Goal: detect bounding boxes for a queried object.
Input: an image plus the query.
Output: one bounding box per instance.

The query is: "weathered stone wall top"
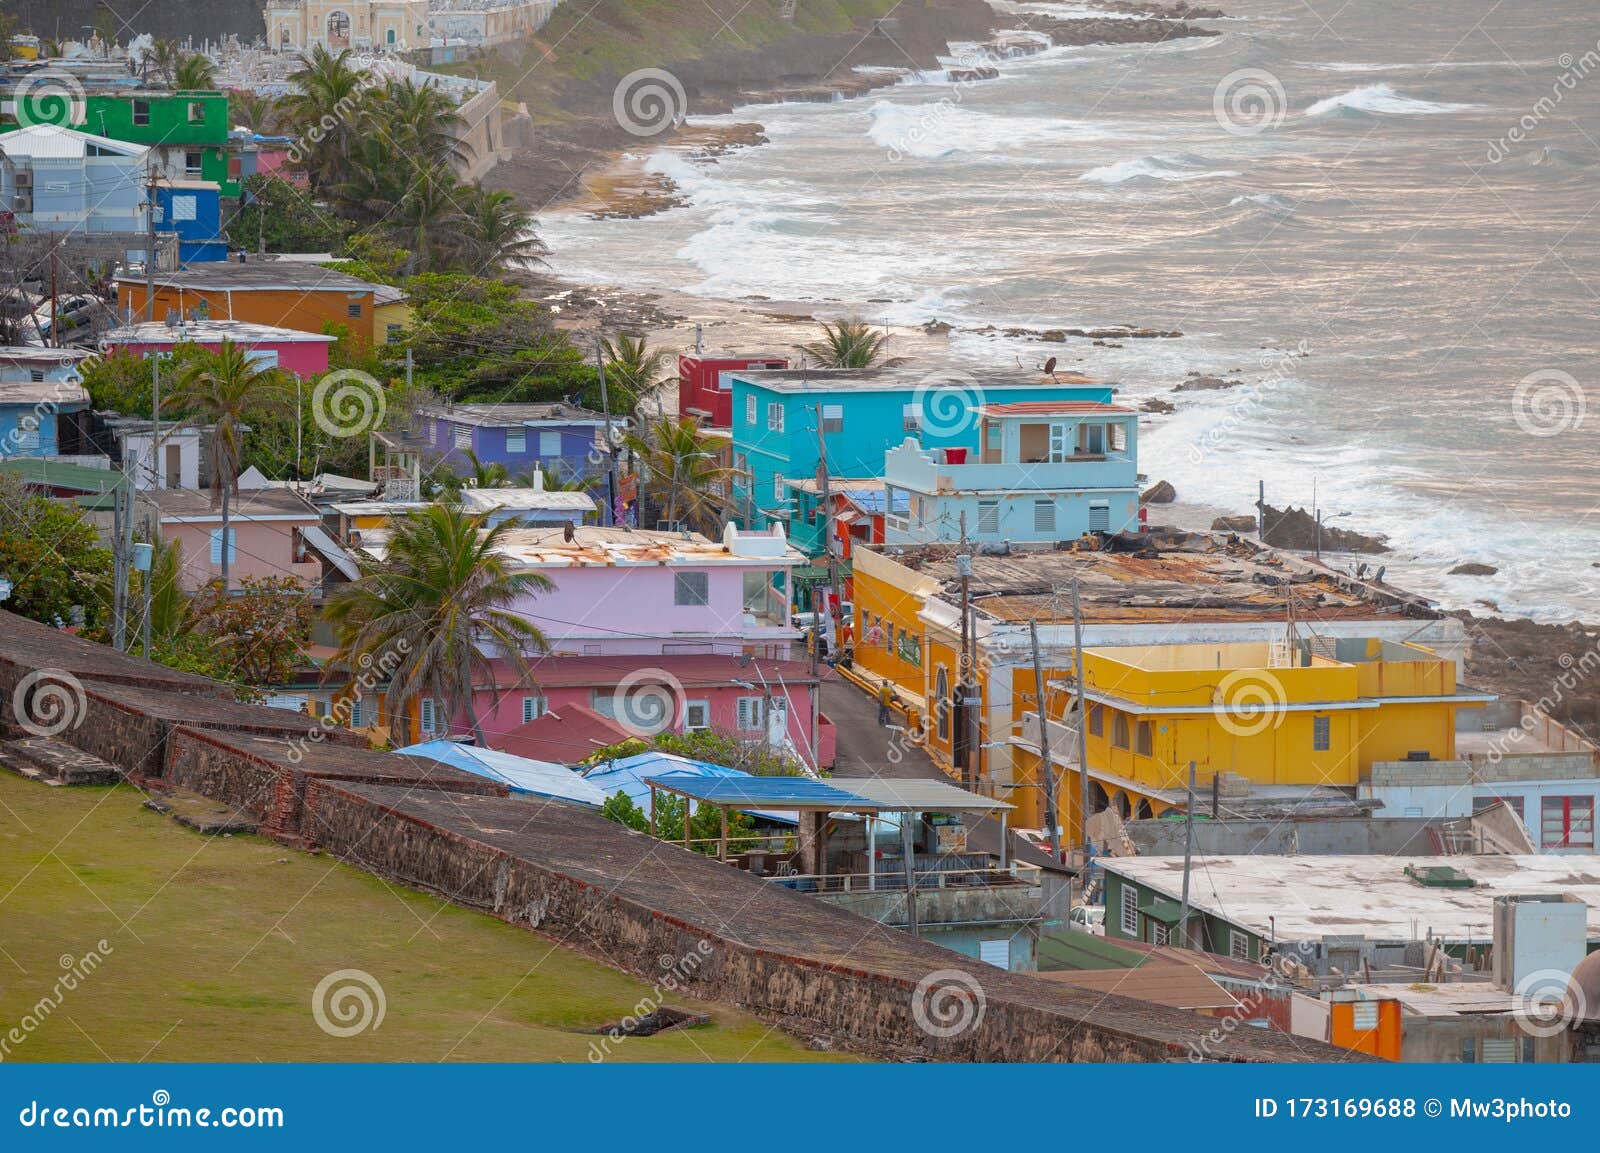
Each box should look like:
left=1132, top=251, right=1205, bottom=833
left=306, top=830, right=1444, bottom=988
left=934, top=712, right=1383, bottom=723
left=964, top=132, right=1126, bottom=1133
left=0, top=609, right=227, bottom=698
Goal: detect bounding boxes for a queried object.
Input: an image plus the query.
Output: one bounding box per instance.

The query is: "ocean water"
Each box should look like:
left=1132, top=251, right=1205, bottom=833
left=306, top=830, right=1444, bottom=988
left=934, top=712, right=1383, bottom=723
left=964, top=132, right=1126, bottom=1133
left=540, top=0, right=1600, bottom=622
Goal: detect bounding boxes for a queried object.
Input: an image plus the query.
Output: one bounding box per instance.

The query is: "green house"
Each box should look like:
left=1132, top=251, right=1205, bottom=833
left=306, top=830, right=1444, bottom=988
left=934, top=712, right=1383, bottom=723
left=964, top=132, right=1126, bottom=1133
left=1101, top=865, right=1267, bottom=962
left=2, top=90, right=238, bottom=197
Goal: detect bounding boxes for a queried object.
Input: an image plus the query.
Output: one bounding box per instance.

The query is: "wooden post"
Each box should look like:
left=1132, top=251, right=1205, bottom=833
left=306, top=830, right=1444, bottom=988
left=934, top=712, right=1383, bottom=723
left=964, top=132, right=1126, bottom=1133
left=649, top=786, right=657, bottom=838
left=719, top=807, right=729, bottom=862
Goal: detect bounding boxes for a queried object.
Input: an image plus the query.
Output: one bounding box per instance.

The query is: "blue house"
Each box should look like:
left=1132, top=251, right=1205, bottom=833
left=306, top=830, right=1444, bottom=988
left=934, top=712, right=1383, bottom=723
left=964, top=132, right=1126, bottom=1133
left=419, top=402, right=613, bottom=483
left=882, top=399, right=1142, bottom=545
left=728, top=367, right=1117, bottom=528
left=0, top=349, right=94, bottom=458
left=155, top=179, right=227, bottom=265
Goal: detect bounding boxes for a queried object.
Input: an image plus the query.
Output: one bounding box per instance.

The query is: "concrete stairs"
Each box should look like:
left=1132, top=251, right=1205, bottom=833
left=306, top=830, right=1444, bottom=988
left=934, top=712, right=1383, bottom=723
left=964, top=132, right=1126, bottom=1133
left=0, top=736, right=122, bottom=786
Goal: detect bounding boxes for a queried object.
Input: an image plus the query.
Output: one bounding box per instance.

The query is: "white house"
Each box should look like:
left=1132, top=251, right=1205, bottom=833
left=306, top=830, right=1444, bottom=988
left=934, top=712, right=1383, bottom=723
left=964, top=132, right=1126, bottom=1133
left=0, top=124, right=150, bottom=236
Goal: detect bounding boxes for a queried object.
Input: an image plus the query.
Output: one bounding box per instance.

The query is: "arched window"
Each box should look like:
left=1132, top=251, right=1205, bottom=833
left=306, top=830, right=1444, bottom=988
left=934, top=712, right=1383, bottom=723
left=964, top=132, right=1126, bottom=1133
left=1088, top=703, right=1103, bottom=737
left=934, top=666, right=950, bottom=742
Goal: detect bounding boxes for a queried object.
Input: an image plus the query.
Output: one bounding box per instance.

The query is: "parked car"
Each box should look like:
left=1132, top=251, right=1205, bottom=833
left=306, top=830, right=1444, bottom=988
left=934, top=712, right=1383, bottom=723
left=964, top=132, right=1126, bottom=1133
left=791, top=601, right=853, bottom=630
left=1067, top=905, right=1106, bottom=936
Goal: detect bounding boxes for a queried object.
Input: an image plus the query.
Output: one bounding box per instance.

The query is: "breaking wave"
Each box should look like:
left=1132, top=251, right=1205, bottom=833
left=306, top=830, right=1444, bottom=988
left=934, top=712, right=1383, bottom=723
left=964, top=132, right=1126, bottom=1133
left=1304, top=83, right=1481, bottom=117
left=1080, top=153, right=1239, bottom=184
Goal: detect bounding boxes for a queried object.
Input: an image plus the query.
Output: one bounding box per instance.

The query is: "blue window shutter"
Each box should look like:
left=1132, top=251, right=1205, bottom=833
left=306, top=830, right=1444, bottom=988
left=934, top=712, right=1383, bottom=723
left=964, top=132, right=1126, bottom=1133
left=209, top=528, right=235, bottom=565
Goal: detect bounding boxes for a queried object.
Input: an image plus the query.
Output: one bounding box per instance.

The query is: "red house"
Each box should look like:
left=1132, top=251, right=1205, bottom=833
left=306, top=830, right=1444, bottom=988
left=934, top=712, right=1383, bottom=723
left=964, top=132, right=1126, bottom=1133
left=678, top=352, right=788, bottom=427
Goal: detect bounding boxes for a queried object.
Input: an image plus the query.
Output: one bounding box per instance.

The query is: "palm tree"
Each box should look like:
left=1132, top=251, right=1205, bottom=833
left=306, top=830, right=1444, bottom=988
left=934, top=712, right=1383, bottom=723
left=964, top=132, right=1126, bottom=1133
left=600, top=334, right=675, bottom=416
left=798, top=318, right=890, bottom=368
left=228, top=90, right=281, bottom=134
left=458, top=186, right=544, bottom=273
left=625, top=415, right=737, bottom=535
left=175, top=52, right=220, bottom=91
left=324, top=504, right=551, bottom=744
left=142, top=539, right=191, bottom=646
left=369, top=77, right=469, bottom=171
left=284, top=45, right=366, bottom=187
left=166, top=341, right=292, bottom=591
left=392, top=167, right=468, bottom=273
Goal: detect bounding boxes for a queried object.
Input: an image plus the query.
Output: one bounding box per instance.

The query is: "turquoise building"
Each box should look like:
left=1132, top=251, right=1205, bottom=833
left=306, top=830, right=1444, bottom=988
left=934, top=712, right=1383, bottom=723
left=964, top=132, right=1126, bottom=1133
left=729, top=367, right=1117, bottom=531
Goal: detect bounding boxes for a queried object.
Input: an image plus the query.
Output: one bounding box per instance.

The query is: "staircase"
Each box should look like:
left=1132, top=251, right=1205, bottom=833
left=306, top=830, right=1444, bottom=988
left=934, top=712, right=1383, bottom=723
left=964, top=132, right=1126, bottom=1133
left=0, top=736, right=122, bottom=786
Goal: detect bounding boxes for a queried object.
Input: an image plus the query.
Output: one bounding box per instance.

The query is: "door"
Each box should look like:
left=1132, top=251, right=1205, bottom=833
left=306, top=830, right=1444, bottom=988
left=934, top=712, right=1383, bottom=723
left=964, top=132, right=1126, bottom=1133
left=164, top=443, right=181, bottom=489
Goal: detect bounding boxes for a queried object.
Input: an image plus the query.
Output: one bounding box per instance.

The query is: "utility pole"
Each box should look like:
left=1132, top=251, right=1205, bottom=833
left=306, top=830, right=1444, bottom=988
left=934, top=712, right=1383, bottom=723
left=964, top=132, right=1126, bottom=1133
left=110, top=472, right=126, bottom=650
left=954, top=513, right=975, bottom=787
left=1029, top=621, right=1062, bottom=865
left=1070, top=575, right=1090, bottom=859
left=144, top=168, right=159, bottom=323
left=48, top=236, right=57, bottom=348
left=595, top=335, right=619, bottom=527
left=1179, top=760, right=1196, bottom=949
left=1256, top=479, right=1265, bottom=541
left=812, top=404, right=840, bottom=659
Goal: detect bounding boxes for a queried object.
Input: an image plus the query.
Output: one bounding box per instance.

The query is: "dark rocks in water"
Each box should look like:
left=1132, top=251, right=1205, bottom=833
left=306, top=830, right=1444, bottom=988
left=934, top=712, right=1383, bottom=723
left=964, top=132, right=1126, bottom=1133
left=1040, top=329, right=1068, bottom=342
left=1140, top=397, right=1176, bottom=414
left=1038, top=16, right=1220, bottom=47
left=1261, top=504, right=1389, bottom=554
left=1142, top=480, right=1177, bottom=504
left=1212, top=515, right=1258, bottom=532
left=1174, top=372, right=1244, bottom=392
left=923, top=319, right=953, bottom=335
left=948, top=66, right=999, bottom=82
left=1450, top=562, right=1499, bottom=576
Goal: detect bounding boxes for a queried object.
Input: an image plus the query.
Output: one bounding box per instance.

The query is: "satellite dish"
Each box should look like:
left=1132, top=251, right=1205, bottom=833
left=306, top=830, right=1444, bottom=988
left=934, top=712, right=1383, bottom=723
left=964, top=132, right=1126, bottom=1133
left=1043, top=356, right=1057, bottom=377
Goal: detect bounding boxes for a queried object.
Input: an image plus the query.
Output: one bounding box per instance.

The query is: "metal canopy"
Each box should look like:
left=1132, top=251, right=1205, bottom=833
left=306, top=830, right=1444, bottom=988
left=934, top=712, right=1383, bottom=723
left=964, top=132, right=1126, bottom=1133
left=829, top=777, right=1013, bottom=814
left=643, top=772, right=884, bottom=812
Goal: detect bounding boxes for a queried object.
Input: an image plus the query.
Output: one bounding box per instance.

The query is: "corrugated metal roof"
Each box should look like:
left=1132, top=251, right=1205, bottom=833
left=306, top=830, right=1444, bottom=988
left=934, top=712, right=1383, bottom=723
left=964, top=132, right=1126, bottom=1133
left=299, top=523, right=360, bottom=581
left=460, top=487, right=596, bottom=514
left=582, top=752, right=797, bottom=824
left=0, top=123, right=147, bottom=159
left=644, top=772, right=874, bottom=810
left=828, top=776, right=1014, bottom=813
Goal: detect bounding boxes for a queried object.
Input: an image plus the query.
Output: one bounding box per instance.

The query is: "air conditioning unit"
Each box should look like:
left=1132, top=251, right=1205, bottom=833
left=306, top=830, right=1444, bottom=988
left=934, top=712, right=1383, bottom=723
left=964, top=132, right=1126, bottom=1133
left=13, top=171, right=31, bottom=188
left=12, top=194, right=31, bottom=213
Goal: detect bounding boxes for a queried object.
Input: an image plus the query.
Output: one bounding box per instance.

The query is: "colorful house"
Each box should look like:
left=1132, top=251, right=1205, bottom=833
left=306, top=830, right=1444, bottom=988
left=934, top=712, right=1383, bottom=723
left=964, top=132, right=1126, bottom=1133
left=114, top=262, right=388, bottom=348
left=728, top=366, right=1114, bottom=529
left=784, top=477, right=907, bottom=558
left=678, top=351, right=788, bottom=427
left=0, top=124, right=150, bottom=237
left=882, top=399, right=1142, bottom=545
left=99, top=320, right=336, bottom=380
left=417, top=402, right=612, bottom=482
left=0, top=372, right=91, bottom=459
left=1011, top=636, right=1493, bottom=837
left=154, top=179, right=226, bottom=264
left=147, top=486, right=356, bottom=593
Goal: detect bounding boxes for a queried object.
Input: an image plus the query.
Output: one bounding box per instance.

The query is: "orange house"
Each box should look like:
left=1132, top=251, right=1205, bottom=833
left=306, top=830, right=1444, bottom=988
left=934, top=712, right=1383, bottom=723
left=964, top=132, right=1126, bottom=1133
left=115, top=262, right=384, bottom=349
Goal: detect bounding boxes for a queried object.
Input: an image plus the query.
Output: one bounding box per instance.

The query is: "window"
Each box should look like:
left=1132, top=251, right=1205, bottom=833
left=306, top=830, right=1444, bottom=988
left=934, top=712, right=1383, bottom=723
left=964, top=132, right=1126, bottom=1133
left=742, top=570, right=771, bottom=615
left=820, top=403, right=843, bottom=434
left=347, top=698, right=366, bottom=729
left=767, top=402, right=785, bottom=432
left=773, top=474, right=786, bottom=503
left=1120, top=884, right=1139, bottom=936
left=386, top=324, right=403, bottom=344
left=505, top=429, right=526, bottom=454
left=539, top=430, right=561, bottom=457
left=1541, top=795, right=1595, bottom=849
left=171, top=194, right=197, bottom=221
left=736, top=696, right=766, bottom=731
left=977, top=500, right=999, bottom=535
left=734, top=452, right=748, bottom=476
left=1088, top=502, right=1111, bottom=533
left=1351, top=1002, right=1379, bottom=1031
left=1461, top=1038, right=1476, bottom=1064
left=935, top=667, right=950, bottom=741
left=902, top=403, right=921, bottom=433
left=28, top=369, right=44, bottom=383
left=419, top=697, right=438, bottom=734
left=245, top=349, right=279, bottom=370
left=1111, top=712, right=1130, bottom=750
left=453, top=425, right=472, bottom=451
left=14, top=414, right=39, bottom=451
left=673, top=571, right=709, bottom=607
left=745, top=395, right=757, bottom=425
left=187, top=101, right=205, bottom=124
left=1033, top=499, right=1056, bottom=535
left=590, top=692, right=616, bottom=719
left=978, top=940, right=1009, bottom=969
left=1229, top=930, right=1250, bottom=960
left=1312, top=715, right=1331, bottom=751
left=1089, top=703, right=1104, bottom=737
left=347, top=301, right=363, bottom=318
left=1135, top=720, right=1153, bottom=757
left=1152, top=922, right=1170, bottom=946
left=683, top=701, right=710, bottom=733
left=208, top=527, right=236, bottom=565
left=514, top=696, right=544, bottom=724
left=132, top=100, right=150, bottom=126
left=183, top=151, right=203, bottom=178
left=897, top=632, right=922, bottom=667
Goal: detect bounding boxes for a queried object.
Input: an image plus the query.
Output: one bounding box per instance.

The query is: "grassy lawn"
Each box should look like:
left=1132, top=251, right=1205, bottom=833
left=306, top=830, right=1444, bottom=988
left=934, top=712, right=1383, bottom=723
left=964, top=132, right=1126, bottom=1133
left=0, top=771, right=845, bottom=1063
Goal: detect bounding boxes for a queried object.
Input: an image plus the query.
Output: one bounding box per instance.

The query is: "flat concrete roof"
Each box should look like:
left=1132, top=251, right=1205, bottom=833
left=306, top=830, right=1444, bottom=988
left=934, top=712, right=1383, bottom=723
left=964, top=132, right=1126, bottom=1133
left=1103, top=854, right=1600, bottom=943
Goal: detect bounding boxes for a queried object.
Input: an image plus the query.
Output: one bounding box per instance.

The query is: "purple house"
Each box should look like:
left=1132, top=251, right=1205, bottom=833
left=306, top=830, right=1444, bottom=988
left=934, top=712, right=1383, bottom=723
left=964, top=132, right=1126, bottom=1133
left=420, top=402, right=613, bottom=482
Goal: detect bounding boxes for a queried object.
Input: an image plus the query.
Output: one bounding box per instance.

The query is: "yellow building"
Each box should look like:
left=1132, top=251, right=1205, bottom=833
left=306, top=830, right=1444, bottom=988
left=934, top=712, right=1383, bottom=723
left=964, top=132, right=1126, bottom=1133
left=1011, top=636, right=1493, bottom=836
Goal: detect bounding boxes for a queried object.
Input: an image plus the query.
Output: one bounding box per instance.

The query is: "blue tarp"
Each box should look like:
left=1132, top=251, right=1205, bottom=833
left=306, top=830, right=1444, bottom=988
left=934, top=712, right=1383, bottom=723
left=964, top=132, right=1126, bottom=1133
left=394, top=740, right=606, bottom=807
left=581, top=752, right=797, bottom=825
left=644, top=772, right=877, bottom=810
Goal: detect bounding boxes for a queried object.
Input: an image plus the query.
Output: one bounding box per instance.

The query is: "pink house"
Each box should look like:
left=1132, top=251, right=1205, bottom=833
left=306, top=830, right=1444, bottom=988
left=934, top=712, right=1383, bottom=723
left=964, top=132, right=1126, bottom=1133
left=148, top=487, right=356, bottom=592
left=395, top=522, right=838, bottom=768
left=99, top=320, right=336, bottom=380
